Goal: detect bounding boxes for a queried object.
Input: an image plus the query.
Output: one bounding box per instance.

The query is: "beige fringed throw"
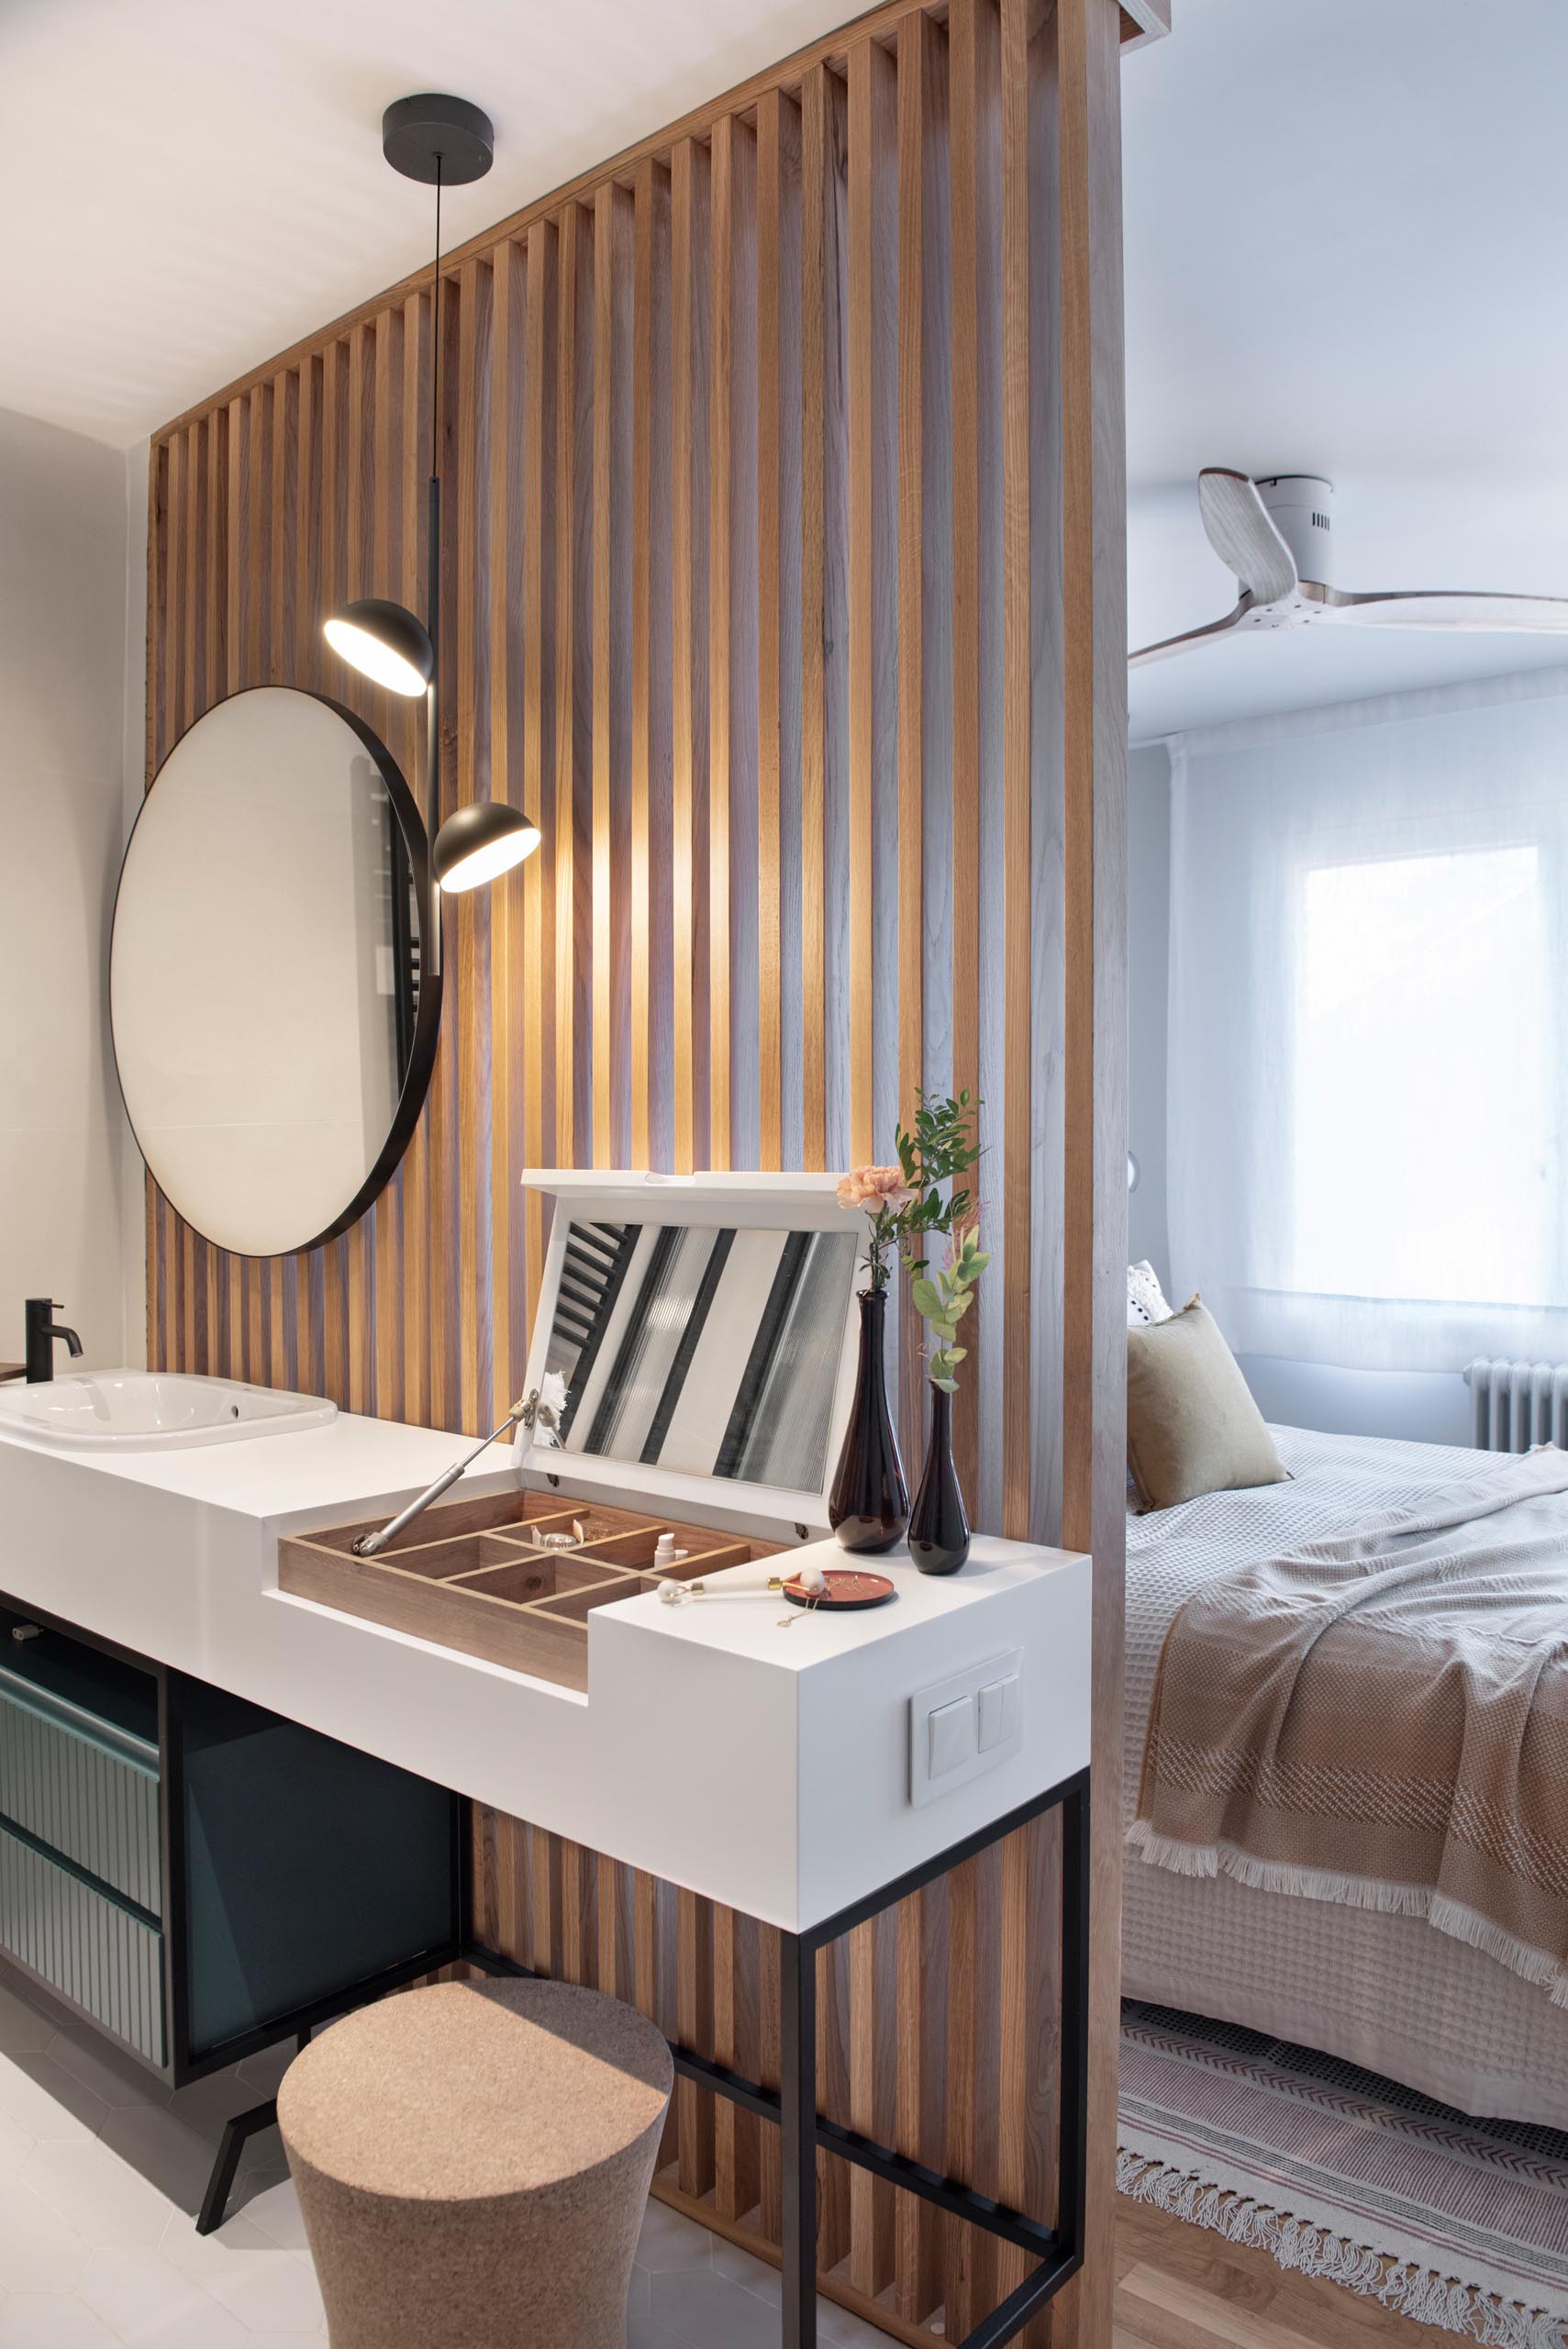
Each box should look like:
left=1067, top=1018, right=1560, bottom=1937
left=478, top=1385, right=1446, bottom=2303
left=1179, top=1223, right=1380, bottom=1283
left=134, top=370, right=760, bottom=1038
left=1129, top=1446, right=1568, bottom=2003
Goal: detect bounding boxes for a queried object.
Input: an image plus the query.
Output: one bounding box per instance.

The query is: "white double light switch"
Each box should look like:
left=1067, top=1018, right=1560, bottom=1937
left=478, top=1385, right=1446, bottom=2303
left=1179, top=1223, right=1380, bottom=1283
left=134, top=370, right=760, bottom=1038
left=909, top=1648, right=1025, bottom=1808
left=928, top=1694, right=974, bottom=1778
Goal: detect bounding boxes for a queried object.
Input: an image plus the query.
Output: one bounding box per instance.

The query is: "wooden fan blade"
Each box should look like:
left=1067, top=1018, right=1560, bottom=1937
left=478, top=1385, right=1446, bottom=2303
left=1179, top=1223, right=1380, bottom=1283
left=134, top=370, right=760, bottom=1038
left=1197, top=469, right=1298, bottom=605
left=1129, top=596, right=1255, bottom=668
left=1332, top=588, right=1568, bottom=632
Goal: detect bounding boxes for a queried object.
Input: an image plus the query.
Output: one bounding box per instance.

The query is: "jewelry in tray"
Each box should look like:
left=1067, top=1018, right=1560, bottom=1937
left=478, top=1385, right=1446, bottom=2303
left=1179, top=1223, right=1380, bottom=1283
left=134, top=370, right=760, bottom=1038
left=654, top=1553, right=897, bottom=1628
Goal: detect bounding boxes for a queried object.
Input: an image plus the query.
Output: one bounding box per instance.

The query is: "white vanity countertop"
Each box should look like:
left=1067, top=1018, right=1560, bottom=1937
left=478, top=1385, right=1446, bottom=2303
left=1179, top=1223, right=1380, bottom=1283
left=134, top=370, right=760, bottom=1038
left=0, top=1408, right=517, bottom=1523
left=0, top=1409, right=1091, bottom=1932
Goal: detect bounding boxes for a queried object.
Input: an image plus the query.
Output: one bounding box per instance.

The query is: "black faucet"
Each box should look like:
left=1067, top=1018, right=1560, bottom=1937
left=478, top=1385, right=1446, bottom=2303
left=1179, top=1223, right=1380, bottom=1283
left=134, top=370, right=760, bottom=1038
left=25, top=1299, right=83, bottom=1385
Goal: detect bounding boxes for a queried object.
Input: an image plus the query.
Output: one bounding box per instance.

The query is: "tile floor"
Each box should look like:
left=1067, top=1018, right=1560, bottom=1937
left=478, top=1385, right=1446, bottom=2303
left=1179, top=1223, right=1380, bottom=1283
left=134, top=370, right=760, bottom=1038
left=0, top=1957, right=888, bottom=2347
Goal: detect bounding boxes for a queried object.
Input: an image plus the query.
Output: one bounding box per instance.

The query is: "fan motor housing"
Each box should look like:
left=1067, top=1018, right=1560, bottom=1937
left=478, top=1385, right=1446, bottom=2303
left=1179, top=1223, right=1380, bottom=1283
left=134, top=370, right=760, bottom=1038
left=1255, top=474, right=1334, bottom=586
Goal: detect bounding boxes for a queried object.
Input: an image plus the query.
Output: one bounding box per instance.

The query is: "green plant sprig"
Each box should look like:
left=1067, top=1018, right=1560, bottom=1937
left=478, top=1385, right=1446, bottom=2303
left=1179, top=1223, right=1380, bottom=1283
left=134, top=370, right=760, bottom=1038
left=893, top=1088, right=983, bottom=1268
left=911, top=1225, right=991, bottom=1392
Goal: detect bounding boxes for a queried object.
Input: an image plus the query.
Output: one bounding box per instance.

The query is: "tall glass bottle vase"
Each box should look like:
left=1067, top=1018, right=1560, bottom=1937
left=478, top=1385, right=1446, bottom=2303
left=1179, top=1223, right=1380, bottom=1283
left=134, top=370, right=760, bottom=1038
left=828, top=1290, right=909, bottom=1553
left=908, top=1382, right=971, bottom=1575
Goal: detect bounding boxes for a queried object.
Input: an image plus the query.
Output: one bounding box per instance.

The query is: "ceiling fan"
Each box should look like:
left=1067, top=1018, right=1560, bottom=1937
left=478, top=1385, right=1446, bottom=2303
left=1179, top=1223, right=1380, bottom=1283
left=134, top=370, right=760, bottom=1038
left=1129, top=471, right=1568, bottom=668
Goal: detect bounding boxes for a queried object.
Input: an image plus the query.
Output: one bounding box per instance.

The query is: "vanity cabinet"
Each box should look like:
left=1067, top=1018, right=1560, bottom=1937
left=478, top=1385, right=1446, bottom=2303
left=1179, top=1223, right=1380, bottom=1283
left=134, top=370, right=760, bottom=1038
left=0, top=1597, right=462, bottom=2083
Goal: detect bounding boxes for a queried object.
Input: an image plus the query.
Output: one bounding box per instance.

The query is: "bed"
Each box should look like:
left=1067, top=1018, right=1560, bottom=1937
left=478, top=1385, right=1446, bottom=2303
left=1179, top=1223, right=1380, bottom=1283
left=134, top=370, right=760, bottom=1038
left=1123, top=1420, right=1568, bottom=2127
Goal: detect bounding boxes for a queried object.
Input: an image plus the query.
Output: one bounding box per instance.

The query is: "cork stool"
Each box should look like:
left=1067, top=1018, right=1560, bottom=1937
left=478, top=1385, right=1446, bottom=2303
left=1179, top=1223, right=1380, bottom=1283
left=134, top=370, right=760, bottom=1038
left=277, top=1976, right=673, bottom=2349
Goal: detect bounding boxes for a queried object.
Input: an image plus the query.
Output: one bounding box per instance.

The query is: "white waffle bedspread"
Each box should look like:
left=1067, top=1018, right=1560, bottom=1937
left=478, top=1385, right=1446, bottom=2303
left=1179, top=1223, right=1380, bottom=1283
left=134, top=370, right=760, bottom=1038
left=1124, top=1422, right=1568, bottom=2127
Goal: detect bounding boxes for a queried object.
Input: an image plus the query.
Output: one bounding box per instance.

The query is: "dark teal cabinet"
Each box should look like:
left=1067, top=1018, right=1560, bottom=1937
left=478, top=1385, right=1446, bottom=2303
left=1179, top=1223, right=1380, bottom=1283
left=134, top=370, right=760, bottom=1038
left=0, top=1594, right=462, bottom=2084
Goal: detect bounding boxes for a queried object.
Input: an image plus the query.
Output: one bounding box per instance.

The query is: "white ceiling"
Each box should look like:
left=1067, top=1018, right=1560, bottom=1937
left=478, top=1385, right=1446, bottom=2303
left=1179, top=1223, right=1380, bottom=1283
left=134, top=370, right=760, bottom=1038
left=1123, top=0, right=1568, bottom=739
left=0, top=0, right=862, bottom=447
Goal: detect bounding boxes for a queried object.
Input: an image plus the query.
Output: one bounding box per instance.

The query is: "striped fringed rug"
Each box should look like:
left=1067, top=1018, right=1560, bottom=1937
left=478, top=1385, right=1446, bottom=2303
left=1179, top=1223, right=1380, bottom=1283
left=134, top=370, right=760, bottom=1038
left=1118, top=2002, right=1568, bottom=2347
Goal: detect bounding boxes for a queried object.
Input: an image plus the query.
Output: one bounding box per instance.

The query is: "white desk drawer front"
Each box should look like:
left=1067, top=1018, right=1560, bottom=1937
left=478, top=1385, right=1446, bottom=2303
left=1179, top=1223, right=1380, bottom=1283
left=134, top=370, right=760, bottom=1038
left=0, top=1820, right=164, bottom=2065
left=0, top=1668, right=161, bottom=1914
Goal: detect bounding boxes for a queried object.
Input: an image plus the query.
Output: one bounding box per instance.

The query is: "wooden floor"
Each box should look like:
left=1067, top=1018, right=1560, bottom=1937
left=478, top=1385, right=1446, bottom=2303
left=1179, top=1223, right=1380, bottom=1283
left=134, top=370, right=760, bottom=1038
left=1115, top=2197, right=1457, bottom=2349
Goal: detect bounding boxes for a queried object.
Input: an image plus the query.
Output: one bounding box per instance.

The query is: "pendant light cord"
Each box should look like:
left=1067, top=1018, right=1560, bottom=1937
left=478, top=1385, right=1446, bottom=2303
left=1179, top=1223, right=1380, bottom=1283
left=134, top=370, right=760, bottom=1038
left=430, top=155, right=442, bottom=482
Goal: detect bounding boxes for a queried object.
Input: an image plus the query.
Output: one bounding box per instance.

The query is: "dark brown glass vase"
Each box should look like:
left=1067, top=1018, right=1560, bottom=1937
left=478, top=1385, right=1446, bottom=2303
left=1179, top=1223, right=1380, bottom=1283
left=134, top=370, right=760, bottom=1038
left=828, top=1289, right=909, bottom=1553
left=907, top=1382, right=971, bottom=1575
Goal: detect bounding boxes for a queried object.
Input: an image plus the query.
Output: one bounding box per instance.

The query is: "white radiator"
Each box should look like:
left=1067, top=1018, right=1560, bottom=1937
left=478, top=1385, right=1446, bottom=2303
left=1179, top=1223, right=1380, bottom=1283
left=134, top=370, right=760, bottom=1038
left=1464, top=1358, right=1568, bottom=1452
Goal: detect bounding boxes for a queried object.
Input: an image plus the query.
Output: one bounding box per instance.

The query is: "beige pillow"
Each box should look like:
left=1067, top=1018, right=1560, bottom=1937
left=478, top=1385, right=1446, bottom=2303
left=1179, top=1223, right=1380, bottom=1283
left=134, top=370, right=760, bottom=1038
left=1126, top=1296, right=1289, bottom=1512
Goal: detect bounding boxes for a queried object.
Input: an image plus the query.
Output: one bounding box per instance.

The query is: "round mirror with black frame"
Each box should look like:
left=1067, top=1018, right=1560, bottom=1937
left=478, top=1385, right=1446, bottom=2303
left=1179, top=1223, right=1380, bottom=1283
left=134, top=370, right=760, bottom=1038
left=110, top=685, right=441, bottom=1258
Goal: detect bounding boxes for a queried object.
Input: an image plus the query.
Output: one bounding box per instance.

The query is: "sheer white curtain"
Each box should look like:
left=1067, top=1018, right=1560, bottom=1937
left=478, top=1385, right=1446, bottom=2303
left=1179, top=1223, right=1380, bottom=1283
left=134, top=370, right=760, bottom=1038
left=1166, top=665, right=1568, bottom=1373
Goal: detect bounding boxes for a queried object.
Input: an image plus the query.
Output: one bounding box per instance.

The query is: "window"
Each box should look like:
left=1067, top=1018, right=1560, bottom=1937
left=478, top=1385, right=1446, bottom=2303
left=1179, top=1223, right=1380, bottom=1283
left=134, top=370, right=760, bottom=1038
left=1294, top=844, right=1550, bottom=1310
left=1165, top=677, right=1568, bottom=1372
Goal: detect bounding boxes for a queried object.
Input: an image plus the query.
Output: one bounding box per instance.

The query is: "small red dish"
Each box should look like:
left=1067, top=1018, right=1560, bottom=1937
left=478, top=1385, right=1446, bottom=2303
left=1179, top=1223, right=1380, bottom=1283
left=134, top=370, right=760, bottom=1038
left=780, top=1568, right=896, bottom=1611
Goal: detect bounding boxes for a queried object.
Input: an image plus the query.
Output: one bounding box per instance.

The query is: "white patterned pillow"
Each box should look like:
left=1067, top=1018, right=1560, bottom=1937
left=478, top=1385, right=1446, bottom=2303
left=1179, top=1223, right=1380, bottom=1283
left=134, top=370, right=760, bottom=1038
left=1127, top=1260, right=1173, bottom=1330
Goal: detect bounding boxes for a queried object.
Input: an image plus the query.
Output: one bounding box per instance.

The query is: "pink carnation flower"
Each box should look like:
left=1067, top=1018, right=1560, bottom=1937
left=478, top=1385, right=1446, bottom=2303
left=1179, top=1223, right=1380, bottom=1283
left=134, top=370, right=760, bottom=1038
left=837, top=1165, right=915, bottom=1212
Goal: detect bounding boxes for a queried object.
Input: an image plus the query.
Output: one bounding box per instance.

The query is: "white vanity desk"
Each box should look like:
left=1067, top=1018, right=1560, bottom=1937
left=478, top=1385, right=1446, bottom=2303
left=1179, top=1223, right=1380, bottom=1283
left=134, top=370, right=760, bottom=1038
left=0, top=1415, right=1088, bottom=1932
left=0, top=1172, right=1092, bottom=2349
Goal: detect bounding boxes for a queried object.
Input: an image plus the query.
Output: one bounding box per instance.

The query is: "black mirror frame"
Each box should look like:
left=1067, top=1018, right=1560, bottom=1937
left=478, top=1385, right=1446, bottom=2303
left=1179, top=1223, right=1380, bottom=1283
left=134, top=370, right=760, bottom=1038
left=112, top=684, right=444, bottom=1261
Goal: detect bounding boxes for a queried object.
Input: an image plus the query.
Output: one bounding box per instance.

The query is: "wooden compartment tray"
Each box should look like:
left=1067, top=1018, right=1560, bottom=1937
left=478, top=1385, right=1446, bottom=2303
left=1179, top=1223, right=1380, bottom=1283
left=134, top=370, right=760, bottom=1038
left=278, top=1491, right=782, bottom=1692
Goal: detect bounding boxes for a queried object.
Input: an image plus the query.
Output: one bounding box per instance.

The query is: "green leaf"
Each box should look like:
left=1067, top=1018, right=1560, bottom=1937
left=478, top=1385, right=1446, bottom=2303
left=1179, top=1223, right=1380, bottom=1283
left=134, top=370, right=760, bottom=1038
left=911, top=1277, right=941, bottom=1318
left=931, top=1375, right=958, bottom=1394
left=943, top=1345, right=967, bottom=1365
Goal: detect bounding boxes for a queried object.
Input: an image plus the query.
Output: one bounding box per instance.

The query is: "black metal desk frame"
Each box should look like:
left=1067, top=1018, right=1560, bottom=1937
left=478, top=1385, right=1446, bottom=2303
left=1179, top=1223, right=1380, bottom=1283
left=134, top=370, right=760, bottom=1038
left=476, top=1765, right=1090, bottom=2349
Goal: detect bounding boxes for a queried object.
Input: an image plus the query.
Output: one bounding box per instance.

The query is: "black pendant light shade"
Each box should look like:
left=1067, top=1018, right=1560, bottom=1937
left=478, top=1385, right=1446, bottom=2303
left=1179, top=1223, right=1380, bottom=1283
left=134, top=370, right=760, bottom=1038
left=432, top=799, right=541, bottom=893
left=323, top=597, right=434, bottom=697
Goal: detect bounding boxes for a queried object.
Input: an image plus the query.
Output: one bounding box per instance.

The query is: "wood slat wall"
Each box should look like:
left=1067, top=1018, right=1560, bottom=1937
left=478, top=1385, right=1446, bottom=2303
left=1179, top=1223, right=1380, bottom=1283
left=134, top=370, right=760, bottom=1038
left=143, top=2, right=1130, bottom=2341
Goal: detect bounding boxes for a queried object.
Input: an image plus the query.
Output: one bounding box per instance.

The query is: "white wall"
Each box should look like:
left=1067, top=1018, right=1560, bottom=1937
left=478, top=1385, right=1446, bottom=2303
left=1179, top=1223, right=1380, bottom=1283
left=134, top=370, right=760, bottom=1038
left=0, top=406, right=136, bottom=1373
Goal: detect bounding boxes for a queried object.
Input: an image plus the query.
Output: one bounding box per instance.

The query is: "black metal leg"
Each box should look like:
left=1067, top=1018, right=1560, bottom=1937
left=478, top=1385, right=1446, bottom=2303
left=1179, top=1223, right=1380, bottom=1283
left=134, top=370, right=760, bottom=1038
left=195, top=2098, right=280, bottom=2234
left=779, top=1931, right=817, bottom=2349
left=1056, top=1776, right=1091, bottom=2266
left=193, top=2023, right=312, bottom=2235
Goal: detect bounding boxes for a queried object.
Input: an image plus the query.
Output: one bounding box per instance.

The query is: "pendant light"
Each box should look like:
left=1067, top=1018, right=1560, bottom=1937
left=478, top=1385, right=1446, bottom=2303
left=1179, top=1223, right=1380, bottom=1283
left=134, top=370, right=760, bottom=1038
left=324, top=95, right=540, bottom=976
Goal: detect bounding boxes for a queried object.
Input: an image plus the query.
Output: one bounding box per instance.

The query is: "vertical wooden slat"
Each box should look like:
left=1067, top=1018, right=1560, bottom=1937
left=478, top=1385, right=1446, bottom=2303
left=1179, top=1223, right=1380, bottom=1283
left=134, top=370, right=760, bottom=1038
left=455, top=261, right=493, bottom=1433
left=425, top=278, right=458, bottom=1430
left=847, top=1913, right=879, bottom=2299
left=202, top=406, right=229, bottom=1375
left=800, top=68, right=828, bottom=1175
left=593, top=184, right=616, bottom=1171
left=338, top=336, right=369, bottom=1561
left=671, top=140, right=703, bottom=1177
left=950, top=0, right=984, bottom=1507
left=153, top=449, right=180, bottom=1381
left=896, top=11, right=929, bottom=1467
left=490, top=237, right=528, bottom=1422
left=846, top=44, right=877, bottom=1170
left=521, top=224, right=556, bottom=1371
left=246, top=381, right=275, bottom=1387
left=647, top=173, right=675, bottom=1175
left=1001, top=0, right=1032, bottom=1543
left=294, top=353, right=321, bottom=1401
left=143, top=438, right=164, bottom=1398
left=630, top=160, right=656, bottom=1169
left=269, top=369, right=297, bottom=1389
left=553, top=206, right=582, bottom=1176
left=755, top=92, right=784, bottom=1173
left=676, top=1886, right=715, bottom=2196
left=372, top=312, right=405, bottom=1423
left=317, top=344, right=348, bottom=1408
left=178, top=422, right=201, bottom=1375
left=707, top=117, right=734, bottom=1172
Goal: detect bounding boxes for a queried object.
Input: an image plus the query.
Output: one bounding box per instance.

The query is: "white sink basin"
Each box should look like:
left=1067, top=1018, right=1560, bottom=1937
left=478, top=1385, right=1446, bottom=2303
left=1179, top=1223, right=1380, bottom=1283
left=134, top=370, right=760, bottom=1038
left=0, top=1371, right=338, bottom=1451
